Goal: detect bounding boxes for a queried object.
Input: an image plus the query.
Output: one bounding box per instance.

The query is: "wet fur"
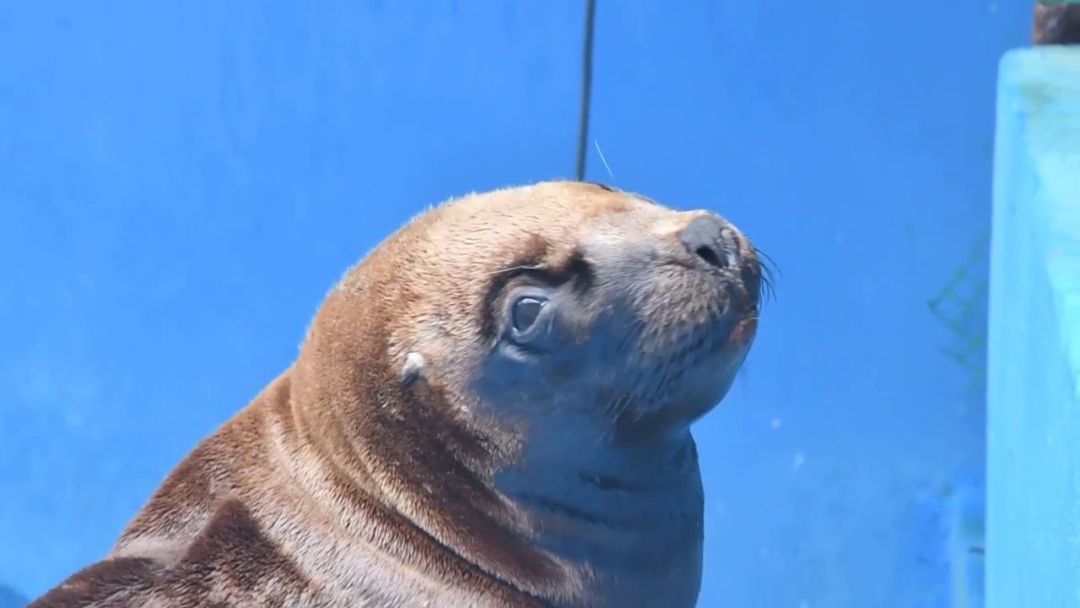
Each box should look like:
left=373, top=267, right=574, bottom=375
left=31, top=181, right=761, bottom=608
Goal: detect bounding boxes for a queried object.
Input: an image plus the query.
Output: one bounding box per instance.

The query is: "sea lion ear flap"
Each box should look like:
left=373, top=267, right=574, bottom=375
left=399, top=352, right=427, bottom=387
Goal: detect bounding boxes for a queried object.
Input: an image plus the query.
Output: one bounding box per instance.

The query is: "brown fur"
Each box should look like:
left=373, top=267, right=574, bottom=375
left=31, top=181, right=762, bottom=608
left=1034, top=3, right=1080, bottom=45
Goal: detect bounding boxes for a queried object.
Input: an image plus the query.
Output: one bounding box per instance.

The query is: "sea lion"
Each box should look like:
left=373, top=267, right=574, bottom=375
left=31, top=181, right=764, bottom=608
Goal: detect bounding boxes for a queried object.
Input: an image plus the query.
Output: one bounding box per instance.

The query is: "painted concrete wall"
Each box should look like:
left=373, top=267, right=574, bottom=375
left=0, top=2, right=1030, bottom=606
left=987, top=46, right=1080, bottom=608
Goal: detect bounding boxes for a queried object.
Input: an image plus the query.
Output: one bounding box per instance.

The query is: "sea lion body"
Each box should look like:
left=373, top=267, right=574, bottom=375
left=31, top=181, right=763, bottom=608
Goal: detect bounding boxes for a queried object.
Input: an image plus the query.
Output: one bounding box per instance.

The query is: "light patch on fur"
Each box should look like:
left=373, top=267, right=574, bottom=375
left=399, top=352, right=426, bottom=386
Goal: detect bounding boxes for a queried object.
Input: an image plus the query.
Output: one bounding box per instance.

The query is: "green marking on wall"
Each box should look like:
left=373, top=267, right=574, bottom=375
left=928, top=230, right=990, bottom=385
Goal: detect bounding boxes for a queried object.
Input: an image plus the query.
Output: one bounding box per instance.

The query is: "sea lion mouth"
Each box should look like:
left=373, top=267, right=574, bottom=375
left=601, top=327, right=750, bottom=441
left=671, top=304, right=758, bottom=384
left=607, top=253, right=765, bottom=444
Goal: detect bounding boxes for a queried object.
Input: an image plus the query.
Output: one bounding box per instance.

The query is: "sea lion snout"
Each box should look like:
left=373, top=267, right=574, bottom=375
left=672, top=210, right=762, bottom=308
left=677, top=212, right=743, bottom=271
left=582, top=207, right=764, bottom=442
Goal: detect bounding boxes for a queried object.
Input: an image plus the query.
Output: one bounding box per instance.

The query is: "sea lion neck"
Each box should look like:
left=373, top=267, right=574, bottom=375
left=288, top=274, right=705, bottom=608
left=288, top=276, right=583, bottom=604
left=289, top=340, right=705, bottom=608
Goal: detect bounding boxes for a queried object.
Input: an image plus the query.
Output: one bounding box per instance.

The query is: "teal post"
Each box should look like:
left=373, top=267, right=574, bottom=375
left=987, top=44, right=1080, bottom=606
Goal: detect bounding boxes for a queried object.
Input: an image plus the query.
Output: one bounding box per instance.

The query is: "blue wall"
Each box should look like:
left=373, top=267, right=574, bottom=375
left=988, top=46, right=1080, bottom=608
left=0, top=2, right=1030, bottom=605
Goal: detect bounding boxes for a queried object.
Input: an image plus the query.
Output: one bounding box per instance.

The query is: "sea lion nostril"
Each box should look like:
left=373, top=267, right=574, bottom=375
left=695, top=246, right=724, bottom=268
left=679, top=215, right=734, bottom=269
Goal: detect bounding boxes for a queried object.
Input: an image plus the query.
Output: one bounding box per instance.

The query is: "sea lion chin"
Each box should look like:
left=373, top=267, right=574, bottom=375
left=31, top=180, right=764, bottom=608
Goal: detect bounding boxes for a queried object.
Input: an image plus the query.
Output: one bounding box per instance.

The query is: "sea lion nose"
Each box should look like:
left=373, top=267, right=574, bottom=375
left=678, top=214, right=740, bottom=270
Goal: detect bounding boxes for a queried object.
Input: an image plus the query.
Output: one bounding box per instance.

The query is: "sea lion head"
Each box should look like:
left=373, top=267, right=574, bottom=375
left=458, top=183, right=762, bottom=445
left=290, top=180, right=764, bottom=605
left=307, top=181, right=760, bottom=439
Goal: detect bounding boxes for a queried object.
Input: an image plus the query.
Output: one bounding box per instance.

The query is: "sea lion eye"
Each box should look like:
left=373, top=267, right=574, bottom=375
left=511, top=296, right=547, bottom=334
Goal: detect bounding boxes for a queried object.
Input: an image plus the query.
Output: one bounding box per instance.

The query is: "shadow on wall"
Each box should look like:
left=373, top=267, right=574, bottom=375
left=0, top=583, right=27, bottom=608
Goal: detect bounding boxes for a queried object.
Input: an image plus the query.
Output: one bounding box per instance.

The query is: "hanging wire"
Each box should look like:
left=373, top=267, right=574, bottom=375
left=575, top=0, right=597, bottom=181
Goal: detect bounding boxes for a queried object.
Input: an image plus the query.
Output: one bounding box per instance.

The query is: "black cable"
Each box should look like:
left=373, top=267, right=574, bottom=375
left=575, top=0, right=597, bottom=181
